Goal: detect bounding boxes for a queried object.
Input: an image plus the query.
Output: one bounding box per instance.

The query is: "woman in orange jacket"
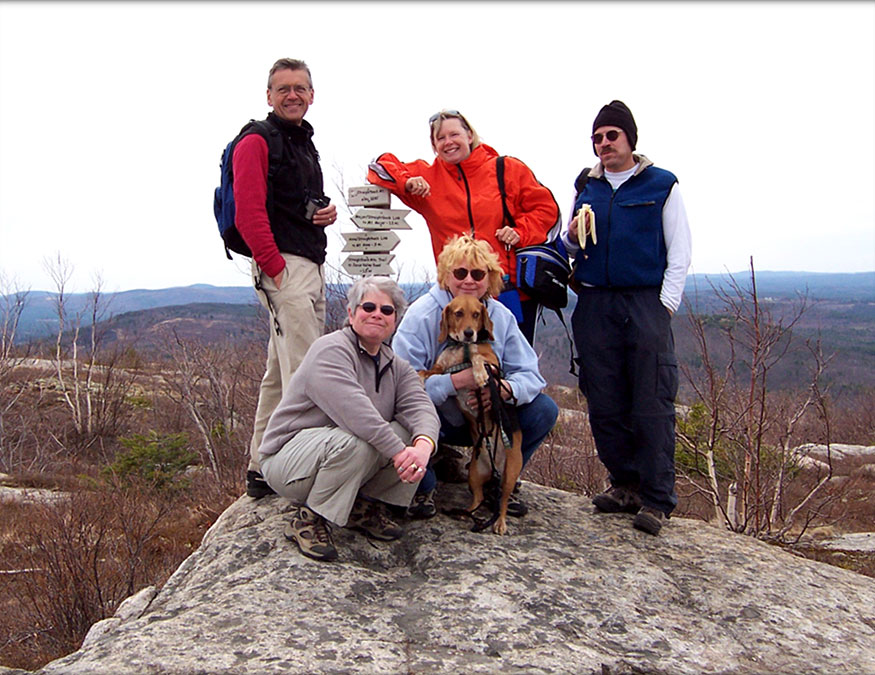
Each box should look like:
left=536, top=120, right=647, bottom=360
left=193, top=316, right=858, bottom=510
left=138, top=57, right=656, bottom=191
left=367, top=109, right=561, bottom=344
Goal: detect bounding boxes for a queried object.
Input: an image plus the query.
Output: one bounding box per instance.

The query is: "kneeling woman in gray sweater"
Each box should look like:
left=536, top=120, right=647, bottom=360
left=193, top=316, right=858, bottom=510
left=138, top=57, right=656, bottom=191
left=258, top=276, right=439, bottom=562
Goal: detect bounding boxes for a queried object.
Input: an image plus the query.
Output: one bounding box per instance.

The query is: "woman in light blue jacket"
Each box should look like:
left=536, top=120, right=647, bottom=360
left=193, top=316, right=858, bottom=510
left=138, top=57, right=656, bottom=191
left=393, top=235, right=558, bottom=519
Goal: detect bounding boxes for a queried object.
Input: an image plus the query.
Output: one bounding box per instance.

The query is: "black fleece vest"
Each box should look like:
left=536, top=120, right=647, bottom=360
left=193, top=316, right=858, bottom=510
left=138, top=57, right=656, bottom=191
left=259, top=113, right=327, bottom=265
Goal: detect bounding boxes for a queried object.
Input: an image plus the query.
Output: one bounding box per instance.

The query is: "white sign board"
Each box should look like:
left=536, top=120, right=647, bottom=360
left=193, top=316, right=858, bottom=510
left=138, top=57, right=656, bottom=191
left=341, top=231, right=401, bottom=253
left=348, top=185, right=392, bottom=207
left=351, top=208, right=411, bottom=231
left=342, top=253, right=395, bottom=276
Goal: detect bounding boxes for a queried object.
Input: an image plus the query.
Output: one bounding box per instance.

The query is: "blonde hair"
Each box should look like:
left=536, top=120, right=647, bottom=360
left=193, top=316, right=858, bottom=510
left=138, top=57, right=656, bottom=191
left=429, top=110, right=481, bottom=153
left=436, top=235, right=504, bottom=299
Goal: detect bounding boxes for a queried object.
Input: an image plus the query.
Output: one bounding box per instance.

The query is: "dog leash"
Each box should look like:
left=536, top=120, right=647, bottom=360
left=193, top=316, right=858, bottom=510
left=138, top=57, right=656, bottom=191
left=442, top=362, right=520, bottom=533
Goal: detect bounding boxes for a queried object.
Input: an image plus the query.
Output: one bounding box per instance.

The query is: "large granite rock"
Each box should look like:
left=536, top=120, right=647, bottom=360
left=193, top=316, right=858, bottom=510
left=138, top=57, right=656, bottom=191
left=38, top=482, right=875, bottom=674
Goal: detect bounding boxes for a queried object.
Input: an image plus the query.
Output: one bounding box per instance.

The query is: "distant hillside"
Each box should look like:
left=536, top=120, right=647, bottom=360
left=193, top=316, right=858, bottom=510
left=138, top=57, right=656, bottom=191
left=24, top=303, right=268, bottom=359
left=7, top=272, right=875, bottom=394
left=8, top=284, right=257, bottom=341
left=533, top=271, right=875, bottom=394
left=8, top=272, right=874, bottom=342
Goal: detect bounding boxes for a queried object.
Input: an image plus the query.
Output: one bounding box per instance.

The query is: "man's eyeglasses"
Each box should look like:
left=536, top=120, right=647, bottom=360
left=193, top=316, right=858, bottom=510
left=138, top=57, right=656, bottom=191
left=274, top=84, right=312, bottom=97
left=452, top=267, right=487, bottom=282
left=591, top=130, right=622, bottom=145
left=358, top=302, right=395, bottom=316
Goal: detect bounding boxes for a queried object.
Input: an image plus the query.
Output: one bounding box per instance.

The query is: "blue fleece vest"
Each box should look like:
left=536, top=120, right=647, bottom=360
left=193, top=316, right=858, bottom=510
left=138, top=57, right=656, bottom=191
left=573, top=165, right=677, bottom=288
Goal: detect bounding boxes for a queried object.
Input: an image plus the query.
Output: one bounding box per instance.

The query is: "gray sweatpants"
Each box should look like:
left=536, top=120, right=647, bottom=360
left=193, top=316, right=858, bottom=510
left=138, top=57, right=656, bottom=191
left=259, top=422, right=419, bottom=526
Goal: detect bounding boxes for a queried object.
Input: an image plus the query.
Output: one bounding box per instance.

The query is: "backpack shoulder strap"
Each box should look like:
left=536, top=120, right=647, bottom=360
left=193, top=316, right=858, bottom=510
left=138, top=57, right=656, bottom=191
left=243, top=119, right=284, bottom=180
left=496, top=156, right=517, bottom=229
left=574, top=167, right=592, bottom=199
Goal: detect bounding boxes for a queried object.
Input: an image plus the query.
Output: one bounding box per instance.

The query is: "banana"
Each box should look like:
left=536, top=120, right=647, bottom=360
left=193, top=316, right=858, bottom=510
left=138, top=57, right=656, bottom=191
left=577, top=204, right=596, bottom=249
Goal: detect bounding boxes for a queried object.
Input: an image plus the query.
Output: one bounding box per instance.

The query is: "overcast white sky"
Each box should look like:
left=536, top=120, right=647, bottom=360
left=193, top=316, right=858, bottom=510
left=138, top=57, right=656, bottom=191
left=1, top=1, right=873, bottom=294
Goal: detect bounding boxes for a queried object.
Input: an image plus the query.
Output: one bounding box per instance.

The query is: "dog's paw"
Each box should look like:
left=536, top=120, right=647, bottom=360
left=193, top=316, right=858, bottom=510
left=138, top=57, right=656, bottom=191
left=492, top=517, right=508, bottom=535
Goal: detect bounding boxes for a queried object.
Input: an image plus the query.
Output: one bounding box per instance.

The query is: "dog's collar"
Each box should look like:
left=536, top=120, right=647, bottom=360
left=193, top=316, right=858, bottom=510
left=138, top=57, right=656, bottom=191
left=443, top=338, right=477, bottom=374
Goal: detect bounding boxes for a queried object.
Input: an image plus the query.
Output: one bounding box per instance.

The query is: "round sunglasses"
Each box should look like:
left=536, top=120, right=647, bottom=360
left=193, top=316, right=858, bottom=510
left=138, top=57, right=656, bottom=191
left=591, top=129, right=622, bottom=145
left=452, top=267, right=487, bottom=282
left=358, top=302, right=395, bottom=316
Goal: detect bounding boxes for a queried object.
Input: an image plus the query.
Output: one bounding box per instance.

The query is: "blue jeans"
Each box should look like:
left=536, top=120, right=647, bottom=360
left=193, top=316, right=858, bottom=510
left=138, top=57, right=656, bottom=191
left=416, top=392, right=558, bottom=495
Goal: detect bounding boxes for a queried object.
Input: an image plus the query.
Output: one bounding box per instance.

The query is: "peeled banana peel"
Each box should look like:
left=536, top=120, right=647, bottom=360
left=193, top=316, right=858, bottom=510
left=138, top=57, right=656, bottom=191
left=577, top=204, right=597, bottom=249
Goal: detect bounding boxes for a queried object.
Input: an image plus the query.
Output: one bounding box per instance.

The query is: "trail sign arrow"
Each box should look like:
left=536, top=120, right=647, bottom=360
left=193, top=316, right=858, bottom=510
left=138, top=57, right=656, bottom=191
left=348, top=185, right=392, bottom=207
left=351, top=208, right=411, bottom=230
left=342, top=253, right=395, bottom=276
left=341, top=231, right=401, bottom=252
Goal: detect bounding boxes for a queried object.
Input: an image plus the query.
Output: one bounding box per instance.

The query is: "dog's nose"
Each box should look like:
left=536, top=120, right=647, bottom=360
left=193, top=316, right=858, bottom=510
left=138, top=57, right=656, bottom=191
left=464, top=328, right=474, bottom=340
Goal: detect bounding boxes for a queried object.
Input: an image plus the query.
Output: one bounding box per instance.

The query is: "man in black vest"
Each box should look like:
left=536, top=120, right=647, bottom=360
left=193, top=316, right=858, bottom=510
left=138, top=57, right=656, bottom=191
left=233, top=58, right=337, bottom=498
left=562, top=101, right=692, bottom=535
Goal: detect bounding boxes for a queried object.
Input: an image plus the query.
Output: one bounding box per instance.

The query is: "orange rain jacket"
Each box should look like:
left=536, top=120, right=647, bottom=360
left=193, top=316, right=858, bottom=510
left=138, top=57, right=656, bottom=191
left=367, top=143, right=560, bottom=289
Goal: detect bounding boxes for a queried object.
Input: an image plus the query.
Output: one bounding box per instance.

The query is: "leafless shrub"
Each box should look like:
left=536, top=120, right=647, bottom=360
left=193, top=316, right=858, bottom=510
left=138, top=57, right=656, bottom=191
left=3, top=481, right=197, bottom=666
left=678, top=259, right=844, bottom=540
left=158, top=330, right=261, bottom=495
left=39, top=257, right=139, bottom=455
left=523, top=386, right=607, bottom=496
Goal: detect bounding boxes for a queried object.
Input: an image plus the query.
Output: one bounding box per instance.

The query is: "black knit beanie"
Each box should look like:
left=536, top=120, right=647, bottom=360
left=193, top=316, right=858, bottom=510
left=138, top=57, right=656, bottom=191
left=592, top=100, right=637, bottom=153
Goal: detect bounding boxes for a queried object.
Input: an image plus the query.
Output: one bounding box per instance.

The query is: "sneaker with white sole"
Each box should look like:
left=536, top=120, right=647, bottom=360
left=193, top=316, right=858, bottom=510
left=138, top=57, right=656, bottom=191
left=284, top=505, right=337, bottom=562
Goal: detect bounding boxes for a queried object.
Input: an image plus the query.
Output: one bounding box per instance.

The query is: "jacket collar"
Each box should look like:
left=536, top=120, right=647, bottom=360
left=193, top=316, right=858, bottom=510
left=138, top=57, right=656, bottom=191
left=342, top=325, right=394, bottom=362
left=266, top=112, right=315, bottom=140
left=435, top=142, right=499, bottom=176
left=589, top=153, right=653, bottom=180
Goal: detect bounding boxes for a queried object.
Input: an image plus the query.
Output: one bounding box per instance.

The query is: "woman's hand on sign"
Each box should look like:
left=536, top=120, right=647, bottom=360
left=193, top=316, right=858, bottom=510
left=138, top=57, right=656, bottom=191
left=405, top=176, right=431, bottom=197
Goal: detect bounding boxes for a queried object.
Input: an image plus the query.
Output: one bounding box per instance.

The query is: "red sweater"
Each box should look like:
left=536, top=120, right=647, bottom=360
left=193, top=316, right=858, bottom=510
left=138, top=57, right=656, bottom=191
left=232, top=134, right=285, bottom=278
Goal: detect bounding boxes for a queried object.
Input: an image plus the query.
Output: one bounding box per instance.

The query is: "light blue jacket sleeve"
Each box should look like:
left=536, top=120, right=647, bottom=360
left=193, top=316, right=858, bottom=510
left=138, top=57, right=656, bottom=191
left=392, top=292, right=457, bottom=406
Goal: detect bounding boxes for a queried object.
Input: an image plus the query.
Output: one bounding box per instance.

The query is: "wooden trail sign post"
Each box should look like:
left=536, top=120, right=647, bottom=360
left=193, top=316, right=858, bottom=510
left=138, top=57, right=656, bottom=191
left=343, top=185, right=410, bottom=278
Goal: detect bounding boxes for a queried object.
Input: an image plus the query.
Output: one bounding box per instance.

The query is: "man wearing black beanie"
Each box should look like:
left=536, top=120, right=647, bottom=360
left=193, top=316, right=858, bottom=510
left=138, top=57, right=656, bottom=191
left=560, top=100, right=692, bottom=536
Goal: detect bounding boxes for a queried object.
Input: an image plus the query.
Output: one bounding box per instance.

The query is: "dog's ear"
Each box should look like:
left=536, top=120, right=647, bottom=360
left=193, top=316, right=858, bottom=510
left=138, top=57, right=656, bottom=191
left=478, top=302, right=494, bottom=342
left=438, top=304, right=451, bottom=343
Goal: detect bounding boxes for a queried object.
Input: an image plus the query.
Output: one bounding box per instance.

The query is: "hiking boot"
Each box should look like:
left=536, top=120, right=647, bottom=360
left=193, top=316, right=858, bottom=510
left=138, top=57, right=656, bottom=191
left=246, top=470, right=276, bottom=499
left=506, top=484, right=529, bottom=518
left=406, top=490, right=437, bottom=519
left=347, top=498, right=404, bottom=541
left=433, top=444, right=472, bottom=483
left=633, top=506, right=666, bottom=536
left=284, top=505, right=337, bottom=562
left=592, top=486, right=642, bottom=514
left=485, top=481, right=528, bottom=518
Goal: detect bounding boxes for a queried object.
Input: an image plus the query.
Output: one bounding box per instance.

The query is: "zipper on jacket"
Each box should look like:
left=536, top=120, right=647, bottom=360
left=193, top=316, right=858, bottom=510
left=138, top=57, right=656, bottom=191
left=456, top=165, right=476, bottom=235
left=374, top=354, right=393, bottom=393
left=605, top=185, right=616, bottom=286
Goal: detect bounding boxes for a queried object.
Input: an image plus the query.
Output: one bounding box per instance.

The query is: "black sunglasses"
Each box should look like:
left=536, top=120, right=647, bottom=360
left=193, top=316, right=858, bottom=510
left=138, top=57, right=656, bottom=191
left=452, top=267, right=487, bottom=282
left=359, top=302, right=395, bottom=316
left=591, top=129, right=622, bottom=145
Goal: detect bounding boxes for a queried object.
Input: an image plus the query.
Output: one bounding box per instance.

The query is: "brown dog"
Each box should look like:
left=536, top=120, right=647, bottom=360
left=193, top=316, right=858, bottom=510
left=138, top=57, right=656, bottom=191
left=422, top=295, right=523, bottom=535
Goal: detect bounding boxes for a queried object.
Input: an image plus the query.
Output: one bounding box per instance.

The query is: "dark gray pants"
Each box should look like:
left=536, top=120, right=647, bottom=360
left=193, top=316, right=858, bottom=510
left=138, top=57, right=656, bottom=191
left=572, top=287, right=678, bottom=515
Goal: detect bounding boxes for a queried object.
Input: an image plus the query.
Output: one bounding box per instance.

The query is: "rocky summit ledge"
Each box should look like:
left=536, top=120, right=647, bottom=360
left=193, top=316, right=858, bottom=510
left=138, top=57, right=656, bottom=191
left=37, top=482, right=875, bottom=674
